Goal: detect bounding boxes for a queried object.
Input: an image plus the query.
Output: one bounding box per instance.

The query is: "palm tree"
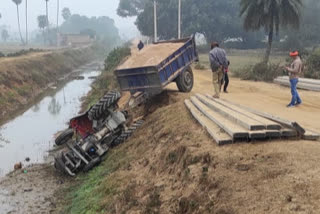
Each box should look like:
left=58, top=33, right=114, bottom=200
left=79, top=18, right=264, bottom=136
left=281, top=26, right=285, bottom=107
left=12, top=0, right=25, bottom=44
left=56, top=0, right=59, bottom=46
left=25, top=0, right=28, bottom=45
left=38, top=15, right=48, bottom=44
left=240, top=0, right=302, bottom=63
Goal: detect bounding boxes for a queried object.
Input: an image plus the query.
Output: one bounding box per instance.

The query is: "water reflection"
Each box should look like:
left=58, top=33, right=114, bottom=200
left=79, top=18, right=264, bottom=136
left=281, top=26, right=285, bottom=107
left=48, top=97, right=62, bottom=115
left=32, top=103, right=40, bottom=113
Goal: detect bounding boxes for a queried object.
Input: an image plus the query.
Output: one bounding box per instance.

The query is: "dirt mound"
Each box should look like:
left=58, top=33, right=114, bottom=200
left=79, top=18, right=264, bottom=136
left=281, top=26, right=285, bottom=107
left=118, top=42, right=184, bottom=69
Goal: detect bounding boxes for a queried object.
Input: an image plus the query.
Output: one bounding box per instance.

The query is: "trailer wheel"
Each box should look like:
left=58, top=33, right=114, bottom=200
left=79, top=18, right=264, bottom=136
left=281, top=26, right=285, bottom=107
left=88, top=90, right=121, bottom=120
left=176, top=66, right=193, bottom=92
left=112, top=120, right=144, bottom=147
left=55, top=128, right=74, bottom=146
left=83, top=157, right=101, bottom=172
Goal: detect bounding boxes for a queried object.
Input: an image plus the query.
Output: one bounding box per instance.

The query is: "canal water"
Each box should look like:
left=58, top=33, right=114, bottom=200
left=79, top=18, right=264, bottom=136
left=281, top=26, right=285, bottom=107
left=0, top=62, right=102, bottom=176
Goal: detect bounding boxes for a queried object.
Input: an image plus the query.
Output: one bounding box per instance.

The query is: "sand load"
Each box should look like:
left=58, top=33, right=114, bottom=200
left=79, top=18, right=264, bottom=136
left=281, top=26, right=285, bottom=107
left=118, top=42, right=185, bottom=69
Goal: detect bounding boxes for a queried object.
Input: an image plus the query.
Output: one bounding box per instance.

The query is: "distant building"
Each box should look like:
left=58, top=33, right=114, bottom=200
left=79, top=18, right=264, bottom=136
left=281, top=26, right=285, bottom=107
left=58, top=33, right=95, bottom=47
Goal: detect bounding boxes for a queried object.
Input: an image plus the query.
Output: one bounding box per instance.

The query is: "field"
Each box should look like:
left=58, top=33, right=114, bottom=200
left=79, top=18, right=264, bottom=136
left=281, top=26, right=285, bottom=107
left=198, top=49, right=287, bottom=72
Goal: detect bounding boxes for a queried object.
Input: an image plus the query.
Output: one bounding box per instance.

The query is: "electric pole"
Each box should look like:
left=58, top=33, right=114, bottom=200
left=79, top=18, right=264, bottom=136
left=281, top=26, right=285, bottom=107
left=178, top=0, right=181, bottom=39
left=57, top=0, right=60, bottom=47
left=26, top=0, right=28, bottom=45
left=154, top=0, right=157, bottom=42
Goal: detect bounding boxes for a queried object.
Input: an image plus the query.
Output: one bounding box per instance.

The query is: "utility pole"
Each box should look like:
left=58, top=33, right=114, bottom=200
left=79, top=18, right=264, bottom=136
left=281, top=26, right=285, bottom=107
left=26, top=0, right=28, bottom=45
left=57, top=0, right=59, bottom=47
left=154, top=0, right=157, bottom=42
left=178, top=0, right=181, bottom=39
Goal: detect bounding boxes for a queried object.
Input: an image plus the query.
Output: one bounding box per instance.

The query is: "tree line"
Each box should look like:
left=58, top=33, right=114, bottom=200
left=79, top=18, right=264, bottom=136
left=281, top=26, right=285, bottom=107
left=1, top=1, right=120, bottom=46
left=118, top=0, right=320, bottom=63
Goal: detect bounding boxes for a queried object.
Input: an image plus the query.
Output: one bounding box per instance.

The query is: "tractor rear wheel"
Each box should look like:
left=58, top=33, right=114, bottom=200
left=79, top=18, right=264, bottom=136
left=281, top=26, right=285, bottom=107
left=112, top=120, right=144, bottom=147
left=88, top=90, right=121, bottom=120
left=176, top=66, right=194, bottom=92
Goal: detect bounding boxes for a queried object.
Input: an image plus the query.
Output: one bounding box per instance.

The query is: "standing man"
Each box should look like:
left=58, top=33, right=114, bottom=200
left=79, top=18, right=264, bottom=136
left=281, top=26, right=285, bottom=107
left=209, top=42, right=228, bottom=98
left=137, top=40, right=144, bottom=51
left=284, top=51, right=303, bottom=107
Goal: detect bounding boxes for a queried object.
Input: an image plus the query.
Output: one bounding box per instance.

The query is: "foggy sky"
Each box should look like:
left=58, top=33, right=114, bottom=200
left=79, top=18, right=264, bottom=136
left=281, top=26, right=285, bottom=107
left=0, top=0, right=138, bottom=38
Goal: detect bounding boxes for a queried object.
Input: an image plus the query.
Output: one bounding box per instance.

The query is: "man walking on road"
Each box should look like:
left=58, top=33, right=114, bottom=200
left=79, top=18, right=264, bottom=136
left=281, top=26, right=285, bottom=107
left=209, top=42, right=228, bottom=98
left=284, top=51, right=303, bottom=107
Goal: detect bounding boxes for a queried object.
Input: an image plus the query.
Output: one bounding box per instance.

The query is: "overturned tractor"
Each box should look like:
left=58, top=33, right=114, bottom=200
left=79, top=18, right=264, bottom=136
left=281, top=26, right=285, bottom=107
left=54, top=90, right=143, bottom=176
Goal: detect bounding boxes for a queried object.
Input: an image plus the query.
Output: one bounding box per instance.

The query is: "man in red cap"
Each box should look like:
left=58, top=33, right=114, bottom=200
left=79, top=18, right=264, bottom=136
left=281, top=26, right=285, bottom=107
left=284, top=51, right=303, bottom=107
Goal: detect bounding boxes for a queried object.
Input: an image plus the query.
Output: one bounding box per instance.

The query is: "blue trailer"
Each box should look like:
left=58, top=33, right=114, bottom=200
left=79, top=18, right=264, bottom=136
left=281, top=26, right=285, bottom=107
left=115, top=36, right=198, bottom=97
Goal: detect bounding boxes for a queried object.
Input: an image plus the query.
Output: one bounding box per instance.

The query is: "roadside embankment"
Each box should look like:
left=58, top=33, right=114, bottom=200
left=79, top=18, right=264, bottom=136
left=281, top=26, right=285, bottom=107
left=0, top=47, right=99, bottom=123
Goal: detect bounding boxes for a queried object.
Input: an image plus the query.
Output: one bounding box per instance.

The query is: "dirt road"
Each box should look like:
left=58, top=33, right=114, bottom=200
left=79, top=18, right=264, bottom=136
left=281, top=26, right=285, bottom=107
left=170, top=68, right=320, bottom=131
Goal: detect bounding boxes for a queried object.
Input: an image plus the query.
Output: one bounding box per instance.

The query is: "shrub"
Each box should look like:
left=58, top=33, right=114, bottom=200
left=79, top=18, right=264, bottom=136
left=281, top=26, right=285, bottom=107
left=233, top=61, right=283, bottom=82
left=104, top=45, right=131, bottom=71
left=305, top=48, right=320, bottom=79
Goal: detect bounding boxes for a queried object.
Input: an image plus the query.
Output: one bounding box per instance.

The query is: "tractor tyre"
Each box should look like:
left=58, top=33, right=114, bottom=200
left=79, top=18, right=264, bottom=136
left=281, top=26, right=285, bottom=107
left=112, top=120, right=144, bottom=147
left=176, top=66, right=194, bottom=92
left=55, top=128, right=74, bottom=146
left=54, top=152, right=67, bottom=174
left=88, top=90, right=121, bottom=121
left=83, top=157, right=101, bottom=172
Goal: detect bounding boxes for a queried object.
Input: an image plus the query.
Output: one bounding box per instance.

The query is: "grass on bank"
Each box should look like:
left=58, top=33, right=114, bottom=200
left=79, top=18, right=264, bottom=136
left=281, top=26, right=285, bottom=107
left=82, top=45, right=131, bottom=109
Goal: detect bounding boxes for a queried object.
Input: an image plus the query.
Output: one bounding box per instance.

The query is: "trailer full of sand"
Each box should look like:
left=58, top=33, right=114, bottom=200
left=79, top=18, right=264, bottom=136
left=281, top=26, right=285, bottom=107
left=118, top=42, right=184, bottom=69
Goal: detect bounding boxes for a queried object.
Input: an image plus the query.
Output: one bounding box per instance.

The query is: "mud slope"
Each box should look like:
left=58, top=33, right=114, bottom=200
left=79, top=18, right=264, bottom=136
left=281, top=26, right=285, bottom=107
left=64, top=89, right=320, bottom=214
left=0, top=47, right=98, bottom=122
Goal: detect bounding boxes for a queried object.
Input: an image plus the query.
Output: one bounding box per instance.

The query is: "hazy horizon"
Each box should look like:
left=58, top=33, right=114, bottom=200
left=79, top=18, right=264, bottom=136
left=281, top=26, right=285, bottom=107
left=0, top=0, right=139, bottom=39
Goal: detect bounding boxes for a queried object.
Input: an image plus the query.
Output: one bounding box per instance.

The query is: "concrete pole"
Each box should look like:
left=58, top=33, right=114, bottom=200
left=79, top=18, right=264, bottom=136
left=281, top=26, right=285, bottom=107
left=57, top=0, right=59, bottom=47
left=154, top=0, right=157, bottom=42
left=26, top=0, right=28, bottom=45
left=178, top=0, right=181, bottom=39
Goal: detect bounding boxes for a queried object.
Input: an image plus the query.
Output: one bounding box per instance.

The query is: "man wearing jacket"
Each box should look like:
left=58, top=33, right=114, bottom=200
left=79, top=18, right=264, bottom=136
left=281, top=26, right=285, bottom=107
left=209, top=42, right=228, bottom=98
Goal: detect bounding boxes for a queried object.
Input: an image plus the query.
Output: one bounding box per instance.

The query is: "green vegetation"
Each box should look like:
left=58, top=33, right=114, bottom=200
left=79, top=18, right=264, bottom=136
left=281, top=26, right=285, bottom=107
left=83, top=45, right=131, bottom=109
left=240, top=0, right=302, bottom=63
left=62, top=144, right=133, bottom=214
left=233, top=62, right=282, bottom=82
left=305, top=48, right=320, bottom=79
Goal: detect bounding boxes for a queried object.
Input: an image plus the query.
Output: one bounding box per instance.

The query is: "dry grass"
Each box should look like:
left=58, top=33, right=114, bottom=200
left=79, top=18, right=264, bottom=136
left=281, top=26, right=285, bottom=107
left=0, top=47, right=98, bottom=123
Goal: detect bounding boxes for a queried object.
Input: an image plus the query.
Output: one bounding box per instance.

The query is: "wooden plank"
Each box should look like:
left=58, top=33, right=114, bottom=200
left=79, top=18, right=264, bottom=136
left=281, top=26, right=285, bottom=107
left=274, top=79, right=320, bottom=91
left=184, top=99, right=233, bottom=145
left=281, top=129, right=298, bottom=137
left=220, top=99, right=306, bottom=136
left=190, top=96, right=249, bottom=140
left=276, top=76, right=320, bottom=85
left=205, top=94, right=281, bottom=130
left=303, top=130, right=320, bottom=141
left=249, top=131, right=266, bottom=139
left=266, top=130, right=281, bottom=138
left=196, top=94, right=266, bottom=131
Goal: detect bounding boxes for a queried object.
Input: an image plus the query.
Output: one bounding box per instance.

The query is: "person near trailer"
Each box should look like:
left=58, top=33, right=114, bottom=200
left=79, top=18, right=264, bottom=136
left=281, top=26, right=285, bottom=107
left=209, top=42, right=228, bottom=98
left=137, top=40, right=144, bottom=51
left=284, top=51, right=303, bottom=107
